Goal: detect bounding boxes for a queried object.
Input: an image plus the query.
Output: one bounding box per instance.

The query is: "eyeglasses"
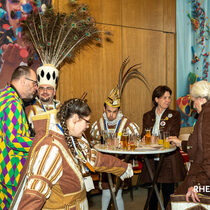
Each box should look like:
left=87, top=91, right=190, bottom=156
left=38, top=86, right=54, bottom=91
left=80, top=117, right=91, bottom=125
left=26, top=78, right=38, bottom=86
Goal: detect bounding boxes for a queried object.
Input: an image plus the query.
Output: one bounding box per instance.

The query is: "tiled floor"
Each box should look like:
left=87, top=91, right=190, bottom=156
left=88, top=187, right=148, bottom=210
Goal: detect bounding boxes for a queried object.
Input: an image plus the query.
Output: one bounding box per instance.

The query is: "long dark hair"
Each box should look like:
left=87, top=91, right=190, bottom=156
left=152, top=85, right=172, bottom=107
left=57, top=98, right=91, bottom=156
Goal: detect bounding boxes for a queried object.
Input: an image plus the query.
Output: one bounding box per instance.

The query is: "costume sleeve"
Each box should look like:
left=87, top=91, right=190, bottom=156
left=126, top=121, right=140, bottom=136
left=18, top=144, right=63, bottom=210
left=78, top=138, right=127, bottom=176
left=89, top=149, right=127, bottom=176
left=2, top=102, right=32, bottom=152
left=90, top=121, right=100, bottom=140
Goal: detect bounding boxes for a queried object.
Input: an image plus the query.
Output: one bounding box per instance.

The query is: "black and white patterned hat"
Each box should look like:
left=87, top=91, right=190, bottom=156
left=37, top=64, right=59, bottom=89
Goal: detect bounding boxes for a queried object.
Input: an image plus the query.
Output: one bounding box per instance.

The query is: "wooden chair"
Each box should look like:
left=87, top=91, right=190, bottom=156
left=179, top=127, right=193, bottom=171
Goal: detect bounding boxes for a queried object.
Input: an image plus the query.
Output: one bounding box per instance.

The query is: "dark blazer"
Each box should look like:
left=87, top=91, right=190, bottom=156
left=175, top=101, right=210, bottom=196
left=140, top=107, right=186, bottom=183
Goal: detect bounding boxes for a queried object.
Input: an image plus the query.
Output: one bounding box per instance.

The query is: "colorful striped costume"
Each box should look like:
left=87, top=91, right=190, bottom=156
left=0, top=86, right=32, bottom=210
left=90, top=111, right=140, bottom=141
left=27, top=98, right=60, bottom=124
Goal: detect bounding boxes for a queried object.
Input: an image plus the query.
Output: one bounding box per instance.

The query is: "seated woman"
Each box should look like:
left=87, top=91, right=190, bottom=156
left=140, top=85, right=186, bottom=210
left=168, top=81, right=210, bottom=208
left=12, top=98, right=133, bottom=209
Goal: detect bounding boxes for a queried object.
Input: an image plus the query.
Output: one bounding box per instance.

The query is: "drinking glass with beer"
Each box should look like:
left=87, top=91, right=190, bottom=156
left=129, top=134, right=137, bottom=150
left=121, top=130, right=128, bottom=150
left=163, top=131, right=170, bottom=148
left=145, top=128, right=151, bottom=145
left=158, top=130, right=164, bottom=145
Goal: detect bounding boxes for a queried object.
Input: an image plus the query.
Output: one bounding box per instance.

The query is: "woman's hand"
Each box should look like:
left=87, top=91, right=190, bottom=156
left=168, top=136, right=182, bottom=147
left=120, top=163, right=133, bottom=181
left=186, top=186, right=200, bottom=203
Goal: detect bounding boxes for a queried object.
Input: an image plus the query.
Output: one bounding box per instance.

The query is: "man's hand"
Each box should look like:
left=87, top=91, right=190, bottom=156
left=186, top=186, right=200, bottom=203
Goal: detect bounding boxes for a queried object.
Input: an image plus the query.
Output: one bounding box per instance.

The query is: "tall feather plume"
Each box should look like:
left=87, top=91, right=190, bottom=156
left=21, top=3, right=111, bottom=69
left=118, top=57, right=151, bottom=97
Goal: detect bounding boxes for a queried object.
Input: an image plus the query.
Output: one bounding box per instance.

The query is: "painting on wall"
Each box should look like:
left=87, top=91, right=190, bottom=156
left=177, top=0, right=210, bottom=127
left=0, top=0, right=51, bottom=89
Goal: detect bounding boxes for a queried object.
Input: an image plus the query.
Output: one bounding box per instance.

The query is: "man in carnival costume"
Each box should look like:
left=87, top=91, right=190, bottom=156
left=0, top=65, right=37, bottom=209
left=90, top=87, right=140, bottom=140
left=27, top=64, right=60, bottom=128
left=90, top=86, right=140, bottom=210
left=20, top=0, right=111, bottom=131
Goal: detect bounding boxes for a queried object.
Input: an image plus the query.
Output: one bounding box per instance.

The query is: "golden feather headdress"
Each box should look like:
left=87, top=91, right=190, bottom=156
left=105, top=57, right=151, bottom=107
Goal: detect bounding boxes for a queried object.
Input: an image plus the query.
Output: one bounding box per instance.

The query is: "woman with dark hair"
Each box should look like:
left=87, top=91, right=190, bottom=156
left=140, top=85, right=186, bottom=210
left=13, top=98, right=133, bottom=209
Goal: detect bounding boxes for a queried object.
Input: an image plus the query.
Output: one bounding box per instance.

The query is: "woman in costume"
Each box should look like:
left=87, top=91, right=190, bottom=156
left=140, top=85, right=186, bottom=210
left=13, top=98, right=133, bottom=209
left=168, top=81, right=210, bottom=208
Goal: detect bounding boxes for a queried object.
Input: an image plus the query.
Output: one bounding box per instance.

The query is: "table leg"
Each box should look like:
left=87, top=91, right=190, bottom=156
left=108, top=173, right=118, bottom=210
left=144, top=154, right=165, bottom=210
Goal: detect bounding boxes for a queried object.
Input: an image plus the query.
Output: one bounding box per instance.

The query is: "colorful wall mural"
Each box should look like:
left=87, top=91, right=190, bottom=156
left=0, top=0, right=51, bottom=89
left=177, top=0, right=210, bottom=127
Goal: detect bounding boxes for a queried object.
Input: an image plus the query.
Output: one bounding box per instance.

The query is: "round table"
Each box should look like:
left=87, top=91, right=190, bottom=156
left=94, top=143, right=177, bottom=210
left=94, top=143, right=176, bottom=155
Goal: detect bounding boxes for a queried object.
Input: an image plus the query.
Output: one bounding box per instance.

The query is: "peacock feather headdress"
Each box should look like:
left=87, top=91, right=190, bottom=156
left=105, top=57, right=151, bottom=108
left=21, top=3, right=111, bottom=88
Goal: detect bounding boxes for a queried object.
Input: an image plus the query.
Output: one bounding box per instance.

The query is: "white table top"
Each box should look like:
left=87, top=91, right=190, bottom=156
left=94, top=143, right=176, bottom=155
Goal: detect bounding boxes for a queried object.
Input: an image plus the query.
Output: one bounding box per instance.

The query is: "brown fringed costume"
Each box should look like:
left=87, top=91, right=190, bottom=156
left=13, top=110, right=128, bottom=210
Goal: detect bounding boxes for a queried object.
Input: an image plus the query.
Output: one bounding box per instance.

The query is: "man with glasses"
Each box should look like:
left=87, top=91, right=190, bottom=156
left=27, top=66, right=60, bottom=129
left=0, top=65, right=37, bottom=209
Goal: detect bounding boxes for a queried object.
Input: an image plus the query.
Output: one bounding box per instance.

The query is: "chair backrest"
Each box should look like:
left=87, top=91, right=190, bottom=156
left=179, top=133, right=190, bottom=141
left=179, top=127, right=193, bottom=141
left=179, top=127, right=193, bottom=171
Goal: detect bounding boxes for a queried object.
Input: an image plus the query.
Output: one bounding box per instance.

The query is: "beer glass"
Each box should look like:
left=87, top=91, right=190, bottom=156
left=129, top=134, right=137, bottom=150
left=145, top=128, right=151, bottom=145
left=163, top=131, right=170, bottom=148
left=158, top=130, right=164, bottom=145
left=121, top=131, right=128, bottom=150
